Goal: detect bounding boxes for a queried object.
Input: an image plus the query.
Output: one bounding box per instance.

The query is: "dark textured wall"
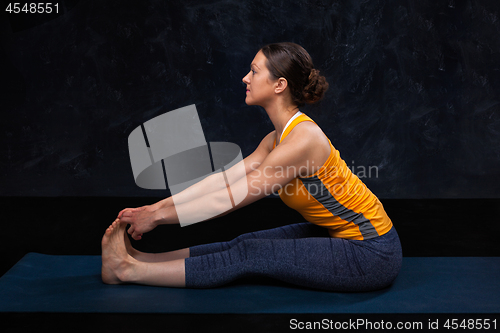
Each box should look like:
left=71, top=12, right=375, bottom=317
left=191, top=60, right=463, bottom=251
left=1, top=0, right=499, bottom=198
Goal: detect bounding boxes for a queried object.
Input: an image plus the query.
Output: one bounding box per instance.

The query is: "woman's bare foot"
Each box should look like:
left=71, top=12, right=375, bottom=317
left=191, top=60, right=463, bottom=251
left=110, top=219, right=190, bottom=264
left=101, top=220, right=138, bottom=284
left=122, top=227, right=137, bottom=257
left=122, top=230, right=155, bottom=262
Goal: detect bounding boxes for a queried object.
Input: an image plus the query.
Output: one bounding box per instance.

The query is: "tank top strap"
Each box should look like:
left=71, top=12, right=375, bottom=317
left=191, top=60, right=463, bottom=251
left=279, top=113, right=316, bottom=144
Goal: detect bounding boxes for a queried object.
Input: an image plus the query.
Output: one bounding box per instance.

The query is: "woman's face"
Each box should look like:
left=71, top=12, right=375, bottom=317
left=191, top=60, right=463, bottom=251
left=242, top=51, right=278, bottom=107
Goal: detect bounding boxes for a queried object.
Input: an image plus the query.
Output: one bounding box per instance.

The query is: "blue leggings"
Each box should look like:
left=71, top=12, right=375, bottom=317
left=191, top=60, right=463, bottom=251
left=185, top=223, right=402, bottom=291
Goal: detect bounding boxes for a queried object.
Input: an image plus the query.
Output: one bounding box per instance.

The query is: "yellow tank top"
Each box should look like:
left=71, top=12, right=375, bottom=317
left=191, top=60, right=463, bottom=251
left=275, top=113, right=393, bottom=240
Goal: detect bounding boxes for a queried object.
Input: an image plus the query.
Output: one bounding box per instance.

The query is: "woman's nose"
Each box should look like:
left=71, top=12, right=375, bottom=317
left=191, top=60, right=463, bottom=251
left=242, top=72, right=250, bottom=84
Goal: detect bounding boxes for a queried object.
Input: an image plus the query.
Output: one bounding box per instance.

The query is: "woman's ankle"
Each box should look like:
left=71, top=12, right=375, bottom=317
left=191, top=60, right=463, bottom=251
left=131, top=251, right=163, bottom=263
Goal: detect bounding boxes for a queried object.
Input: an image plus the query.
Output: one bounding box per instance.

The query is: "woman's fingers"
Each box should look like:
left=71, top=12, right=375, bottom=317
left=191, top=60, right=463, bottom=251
left=128, top=225, right=143, bottom=238
left=117, top=206, right=142, bottom=218
left=130, top=226, right=141, bottom=240
left=116, top=206, right=149, bottom=240
left=118, top=215, right=130, bottom=224
left=122, top=210, right=133, bottom=218
left=117, top=208, right=130, bottom=218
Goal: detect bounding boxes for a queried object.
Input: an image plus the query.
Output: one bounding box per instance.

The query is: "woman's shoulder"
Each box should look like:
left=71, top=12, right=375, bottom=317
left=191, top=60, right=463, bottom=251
left=286, top=120, right=329, bottom=147
left=282, top=121, right=331, bottom=166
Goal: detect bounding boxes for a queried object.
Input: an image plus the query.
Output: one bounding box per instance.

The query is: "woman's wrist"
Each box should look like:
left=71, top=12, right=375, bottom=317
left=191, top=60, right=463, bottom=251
left=150, top=197, right=173, bottom=211
left=154, top=206, right=179, bottom=226
left=158, top=197, right=174, bottom=209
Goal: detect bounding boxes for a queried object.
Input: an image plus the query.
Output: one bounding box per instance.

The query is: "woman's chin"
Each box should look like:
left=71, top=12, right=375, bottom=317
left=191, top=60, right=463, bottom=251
left=245, top=97, right=258, bottom=106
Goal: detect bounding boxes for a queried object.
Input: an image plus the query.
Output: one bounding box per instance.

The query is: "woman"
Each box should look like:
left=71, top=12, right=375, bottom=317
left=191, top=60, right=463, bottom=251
left=101, top=42, right=402, bottom=291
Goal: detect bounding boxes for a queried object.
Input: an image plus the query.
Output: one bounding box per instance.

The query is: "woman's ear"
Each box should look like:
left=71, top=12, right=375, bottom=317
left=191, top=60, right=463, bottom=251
left=275, top=77, right=288, bottom=94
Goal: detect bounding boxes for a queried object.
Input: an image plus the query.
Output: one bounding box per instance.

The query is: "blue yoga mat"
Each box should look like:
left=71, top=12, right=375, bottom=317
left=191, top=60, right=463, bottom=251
left=0, top=253, right=499, bottom=313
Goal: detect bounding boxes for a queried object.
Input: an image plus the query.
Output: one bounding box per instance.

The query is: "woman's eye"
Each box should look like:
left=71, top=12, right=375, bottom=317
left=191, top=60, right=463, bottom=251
left=252, top=70, right=256, bottom=75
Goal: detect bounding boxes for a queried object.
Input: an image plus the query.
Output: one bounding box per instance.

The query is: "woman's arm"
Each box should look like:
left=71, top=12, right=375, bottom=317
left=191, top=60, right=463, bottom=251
left=134, top=124, right=328, bottom=237
left=122, top=122, right=329, bottom=240
left=121, top=131, right=275, bottom=212
left=118, top=131, right=276, bottom=239
left=161, top=130, right=276, bottom=207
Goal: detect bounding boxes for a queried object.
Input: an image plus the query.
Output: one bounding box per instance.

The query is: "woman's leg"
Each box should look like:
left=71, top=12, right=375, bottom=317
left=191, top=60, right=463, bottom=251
left=101, top=222, right=327, bottom=287
left=185, top=227, right=402, bottom=291
left=102, top=219, right=402, bottom=291
left=102, top=220, right=186, bottom=287
left=125, top=222, right=323, bottom=263
left=189, top=222, right=328, bottom=258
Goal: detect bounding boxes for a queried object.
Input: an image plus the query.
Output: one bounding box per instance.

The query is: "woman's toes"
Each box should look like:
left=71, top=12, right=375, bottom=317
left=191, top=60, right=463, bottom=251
left=117, top=220, right=127, bottom=231
left=105, top=226, right=112, bottom=236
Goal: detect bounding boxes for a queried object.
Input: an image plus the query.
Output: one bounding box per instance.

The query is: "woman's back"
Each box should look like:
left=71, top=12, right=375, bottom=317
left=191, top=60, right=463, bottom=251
left=276, top=113, right=393, bottom=240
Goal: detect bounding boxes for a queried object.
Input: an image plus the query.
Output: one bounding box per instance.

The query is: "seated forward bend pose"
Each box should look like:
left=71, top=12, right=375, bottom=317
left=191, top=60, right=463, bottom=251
left=102, top=42, right=402, bottom=291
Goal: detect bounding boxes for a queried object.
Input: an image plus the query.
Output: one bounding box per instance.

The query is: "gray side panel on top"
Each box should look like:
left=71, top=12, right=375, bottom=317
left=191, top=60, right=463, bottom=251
left=299, top=176, right=379, bottom=239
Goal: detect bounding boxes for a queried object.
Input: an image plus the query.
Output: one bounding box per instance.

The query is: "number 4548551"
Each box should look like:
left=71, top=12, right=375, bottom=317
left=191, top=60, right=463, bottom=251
left=6, top=3, right=59, bottom=14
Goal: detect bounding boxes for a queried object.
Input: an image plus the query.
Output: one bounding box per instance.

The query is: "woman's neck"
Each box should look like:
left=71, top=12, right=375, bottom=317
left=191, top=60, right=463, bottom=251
left=265, top=101, right=300, bottom=144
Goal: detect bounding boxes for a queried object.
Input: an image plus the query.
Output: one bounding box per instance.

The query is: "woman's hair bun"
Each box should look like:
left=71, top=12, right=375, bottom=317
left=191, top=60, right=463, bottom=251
left=302, top=69, right=329, bottom=104
left=260, top=42, right=329, bottom=106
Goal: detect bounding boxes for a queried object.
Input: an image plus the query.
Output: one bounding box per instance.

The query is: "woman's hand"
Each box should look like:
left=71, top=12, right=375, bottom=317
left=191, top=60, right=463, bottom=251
left=117, top=205, right=160, bottom=240
left=117, top=197, right=171, bottom=220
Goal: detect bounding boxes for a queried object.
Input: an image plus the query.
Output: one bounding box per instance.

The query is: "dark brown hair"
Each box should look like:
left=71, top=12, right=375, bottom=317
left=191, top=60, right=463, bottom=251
left=260, top=42, right=329, bottom=106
